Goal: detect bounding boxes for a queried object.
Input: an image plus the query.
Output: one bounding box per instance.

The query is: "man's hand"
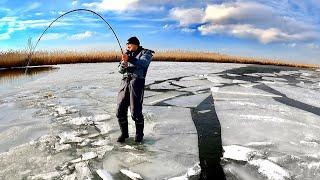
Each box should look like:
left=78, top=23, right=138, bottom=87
left=122, top=54, right=129, bottom=62
left=121, top=60, right=128, bottom=68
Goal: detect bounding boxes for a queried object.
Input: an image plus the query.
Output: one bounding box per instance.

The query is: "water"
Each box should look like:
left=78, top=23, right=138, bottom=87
left=0, top=66, right=57, bottom=93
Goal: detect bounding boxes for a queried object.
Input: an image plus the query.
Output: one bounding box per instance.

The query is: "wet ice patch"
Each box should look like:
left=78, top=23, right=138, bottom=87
left=168, top=162, right=201, bottom=180
left=58, top=131, right=86, bottom=144
left=75, top=161, right=93, bottom=179
left=69, top=116, right=93, bottom=126
left=120, top=169, right=143, bottom=180
left=299, top=140, right=319, bottom=148
left=223, top=145, right=261, bottom=162
left=28, top=171, right=60, bottom=180
left=249, top=159, right=291, bottom=180
left=53, top=106, right=78, bottom=117
left=163, top=93, right=210, bottom=108
left=232, top=80, right=248, bottom=84
left=67, top=114, right=111, bottom=126
left=96, top=169, right=113, bottom=180
left=240, top=115, right=309, bottom=127
left=245, top=141, right=275, bottom=148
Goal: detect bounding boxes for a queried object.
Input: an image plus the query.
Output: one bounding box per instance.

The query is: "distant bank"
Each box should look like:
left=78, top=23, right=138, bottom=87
left=0, top=50, right=318, bottom=69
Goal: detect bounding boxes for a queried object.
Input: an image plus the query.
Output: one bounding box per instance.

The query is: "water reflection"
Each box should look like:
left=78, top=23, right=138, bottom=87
left=0, top=66, right=58, bottom=90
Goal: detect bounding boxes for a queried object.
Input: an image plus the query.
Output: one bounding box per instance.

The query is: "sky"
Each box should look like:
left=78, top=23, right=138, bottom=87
left=0, top=0, right=320, bottom=64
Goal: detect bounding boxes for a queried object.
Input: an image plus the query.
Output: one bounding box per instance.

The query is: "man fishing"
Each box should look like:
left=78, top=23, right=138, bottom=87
left=116, top=36, right=154, bottom=143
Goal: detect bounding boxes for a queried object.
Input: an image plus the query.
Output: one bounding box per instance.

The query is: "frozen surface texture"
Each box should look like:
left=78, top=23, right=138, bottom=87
left=0, top=63, right=319, bottom=179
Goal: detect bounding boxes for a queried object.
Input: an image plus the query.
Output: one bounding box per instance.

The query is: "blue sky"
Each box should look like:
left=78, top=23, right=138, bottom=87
left=0, top=0, right=319, bottom=64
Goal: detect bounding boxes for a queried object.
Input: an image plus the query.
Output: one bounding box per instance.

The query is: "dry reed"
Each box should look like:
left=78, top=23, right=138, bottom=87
left=0, top=50, right=318, bottom=69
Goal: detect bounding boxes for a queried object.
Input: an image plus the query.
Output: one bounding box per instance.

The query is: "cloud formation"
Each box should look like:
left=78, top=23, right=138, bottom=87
left=42, top=33, right=66, bottom=41
left=68, top=31, right=93, bottom=40
left=169, top=1, right=319, bottom=44
left=83, top=0, right=139, bottom=12
left=169, top=7, right=204, bottom=26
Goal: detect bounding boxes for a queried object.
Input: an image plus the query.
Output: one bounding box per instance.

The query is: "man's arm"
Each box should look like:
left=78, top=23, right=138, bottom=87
left=128, top=50, right=153, bottom=69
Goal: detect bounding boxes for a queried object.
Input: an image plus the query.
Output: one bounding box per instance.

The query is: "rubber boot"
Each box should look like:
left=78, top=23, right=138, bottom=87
left=117, top=121, right=129, bottom=143
left=135, top=122, right=144, bottom=143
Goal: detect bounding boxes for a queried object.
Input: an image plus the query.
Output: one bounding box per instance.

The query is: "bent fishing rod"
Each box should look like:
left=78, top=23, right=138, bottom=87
left=25, top=8, right=124, bottom=74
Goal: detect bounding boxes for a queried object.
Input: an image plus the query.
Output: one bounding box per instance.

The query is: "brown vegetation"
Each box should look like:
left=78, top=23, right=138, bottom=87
left=0, top=50, right=318, bottom=69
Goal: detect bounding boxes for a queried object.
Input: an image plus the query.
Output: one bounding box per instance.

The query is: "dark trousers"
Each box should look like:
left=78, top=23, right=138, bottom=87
left=116, top=76, right=145, bottom=124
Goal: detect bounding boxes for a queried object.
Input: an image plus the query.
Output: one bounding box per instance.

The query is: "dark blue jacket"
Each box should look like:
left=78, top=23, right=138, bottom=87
left=118, top=47, right=154, bottom=78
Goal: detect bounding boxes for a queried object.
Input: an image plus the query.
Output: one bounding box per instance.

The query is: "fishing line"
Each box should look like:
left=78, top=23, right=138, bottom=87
left=25, top=8, right=124, bottom=74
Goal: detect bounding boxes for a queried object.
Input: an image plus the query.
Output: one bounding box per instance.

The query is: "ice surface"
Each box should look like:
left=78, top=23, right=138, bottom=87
left=1, top=62, right=319, bottom=180
left=75, top=162, right=93, bottom=179
left=168, top=162, right=201, bottom=180
left=223, top=145, right=261, bottom=162
left=163, top=93, right=211, bottom=108
left=120, top=169, right=143, bottom=180
left=249, top=159, right=291, bottom=180
left=97, top=169, right=113, bottom=180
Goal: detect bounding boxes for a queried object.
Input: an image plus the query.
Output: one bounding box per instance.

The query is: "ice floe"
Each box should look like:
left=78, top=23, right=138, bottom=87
left=96, top=169, right=113, bottom=180
left=28, top=171, right=60, bottom=180
left=75, top=162, right=93, bottom=179
left=249, top=159, right=291, bottom=180
left=168, top=163, right=201, bottom=180
left=120, top=169, right=143, bottom=180
left=58, top=132, right=85, bottom=144
left=223, top=145, right=261, bottom=162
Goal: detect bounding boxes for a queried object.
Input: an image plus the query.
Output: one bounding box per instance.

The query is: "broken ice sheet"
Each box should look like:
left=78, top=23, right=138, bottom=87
left=120, top=169, right=143, bottom=180
left=28, top=171, right=61, bottom=180
left=58, top=131, right=85, bottom=144
left=223, top=145, right=261, bottom=162
left=163, top=93, right=210, bottom=108
left=70, top=152, right=98, bottom=163
left=143, top=91, right=188, bottom=105
left=53, top=106, right=77, bottom=117
left=95, top=121, right=111, bottom=134
left=249, top=159, right=291, bottom=180
left=68, top=116, right=93, bottom=126
left=96, top=169, right=113, bottom=180
left=168, top=162, right=201, bottom=180
left=170, top=79, right=212, bottom=88
left=54, top=143, right=72, bottom=152
left=91, top=139, right=109, bottom=146
left=148, top=81, right=180, bottom=90
left=178, top=84, right=219, bottom=93
left=75, top=162, right=94, bottom=179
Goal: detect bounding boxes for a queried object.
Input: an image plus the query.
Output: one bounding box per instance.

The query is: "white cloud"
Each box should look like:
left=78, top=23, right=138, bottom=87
left=68, top=31, right=93, bottom=40
left=169, top=7, right=204, bottom=26
left=42, top=33, right=67, bottom=41
left=198, top=24, right=318, bottom=44
left=0, top=32, right=11, bottom=40
left=170, top=1, right=319, bottom=44
left=83, top=0, right=139, bottom=12
left=0, top=16, right=71, bottom=40
left=72, top=0, right=78, bottom=6
left=306, top=43, right=320, bottom=49
left=181, top=28, right=196, bottom=33
left=163, top=24, right=176, bottom=31
left=288, top=43, right=297, bottom=48
left=27, top=2, right=41, bottom=11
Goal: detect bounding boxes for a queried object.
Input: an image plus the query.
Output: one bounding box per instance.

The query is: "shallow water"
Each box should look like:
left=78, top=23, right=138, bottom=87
left=0, top=66, right=57, bottom=93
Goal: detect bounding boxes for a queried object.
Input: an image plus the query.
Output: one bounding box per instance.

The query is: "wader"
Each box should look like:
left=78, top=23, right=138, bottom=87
left=116, top=74, right=145, bottom=142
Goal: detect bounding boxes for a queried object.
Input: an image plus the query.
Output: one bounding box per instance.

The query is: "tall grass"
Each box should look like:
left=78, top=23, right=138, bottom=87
left=0, top=50, right=318, bottom=69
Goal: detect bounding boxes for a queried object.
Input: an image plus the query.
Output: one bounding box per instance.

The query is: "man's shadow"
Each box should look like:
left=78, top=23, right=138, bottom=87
left=191, top=95, right=226, bottom=180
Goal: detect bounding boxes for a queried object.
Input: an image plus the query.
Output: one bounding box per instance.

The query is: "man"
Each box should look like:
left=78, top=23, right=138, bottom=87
left=116, top=36, right=154, bottom=143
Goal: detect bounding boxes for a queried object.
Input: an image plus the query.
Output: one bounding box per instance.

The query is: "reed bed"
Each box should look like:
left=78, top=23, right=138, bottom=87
left=0, top=50, right=318, bottom=69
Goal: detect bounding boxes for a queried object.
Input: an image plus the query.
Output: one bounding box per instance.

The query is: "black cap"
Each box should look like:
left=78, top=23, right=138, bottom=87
left=127, top=36, right=140, bottom=46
